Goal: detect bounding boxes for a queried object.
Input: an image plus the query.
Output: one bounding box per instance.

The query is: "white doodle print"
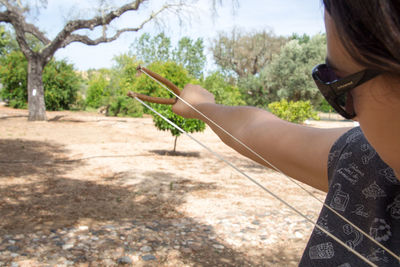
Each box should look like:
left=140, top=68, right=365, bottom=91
left=337, top=163, right=364, bottom=185
left=346, top=129, right=362, bottom=144
left=379, top=167, right=400, bottom=185
left=351, top=204, right=369, bottom=218
left=309, top=242, right=335, bottom=260
left=369, top=218, right=392, bottom=242
left=315, top=214, right=333, bottom=236
left=386, top=194, right=400, bottom=219
left=328, top=150, right=341, bottom=168
left=339, top=152, right=352, bottom=161
left=330, top=184, right=350, bottom=212
left=366, top=248, right=389, bottom=263
left=343, top=224, right=363, bottom=249
left=360, top=143, right=376, bottom=165
left=337, top=263, right=351, bottom=267
left=362, top=182, right=387, bottom=200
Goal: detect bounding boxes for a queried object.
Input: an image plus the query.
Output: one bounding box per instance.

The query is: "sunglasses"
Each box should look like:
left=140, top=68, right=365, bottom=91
left=312, top=63, right=381, bottom=119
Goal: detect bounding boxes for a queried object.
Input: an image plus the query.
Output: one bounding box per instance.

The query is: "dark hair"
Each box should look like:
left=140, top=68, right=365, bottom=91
left=323, top=0, right=400, bottom=75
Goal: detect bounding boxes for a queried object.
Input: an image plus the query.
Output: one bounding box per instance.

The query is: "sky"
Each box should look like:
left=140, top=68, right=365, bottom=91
left=32, top=0, right=326, bottom=71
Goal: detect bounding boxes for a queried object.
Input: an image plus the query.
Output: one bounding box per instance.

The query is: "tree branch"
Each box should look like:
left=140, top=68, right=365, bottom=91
left=63, top=27, right=140, bottom=46
left=45, top=0, right=177, bottom=59
left=0, top=10, right=11, bottom=22
left=44, top=0, right=145, bottom=56
left=24, top=22, right=51, bottom=44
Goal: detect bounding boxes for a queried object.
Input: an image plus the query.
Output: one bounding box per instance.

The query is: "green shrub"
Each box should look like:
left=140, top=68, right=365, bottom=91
left=151, top=103, right=205, bottom=136
left=202, top=71, right=245, bottom=106
left=0, top=51, right=28, bottom=108
left=43, top=59, right=81, bottom=110
left=130, top=61, right=206, bottom=152
left=0, top=51, right=81, bottom=110
left=318, top=99, right=334, bottom=113
left=85, top=71, right=111, bottom=108
left=268, top=99, right=319, bottom=123
left=106, top=96, right=143, bottom=117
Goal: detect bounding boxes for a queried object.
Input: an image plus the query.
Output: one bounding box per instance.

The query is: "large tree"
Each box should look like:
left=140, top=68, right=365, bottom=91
left=131, top=32, right=206, bottom=79
left=0, top=0, right=198, bottom=121
left=264, top=33, right=327, bottom=106
left=211, top=28, right=288, bottom=78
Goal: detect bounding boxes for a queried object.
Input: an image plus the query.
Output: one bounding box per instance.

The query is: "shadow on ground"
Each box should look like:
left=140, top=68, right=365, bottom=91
left=0, top=139, right=290, bottom=266
left=150, top=149, right=201, bottom=158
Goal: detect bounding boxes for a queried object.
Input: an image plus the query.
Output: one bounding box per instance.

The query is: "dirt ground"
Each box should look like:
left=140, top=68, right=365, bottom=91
left=0, top=105, right=356, bottom=266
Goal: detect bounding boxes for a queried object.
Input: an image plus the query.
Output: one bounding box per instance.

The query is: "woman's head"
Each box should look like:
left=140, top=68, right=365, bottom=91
left=322, top=0, right=400, bottom=75
left=321, top=0, right=400, bottom=175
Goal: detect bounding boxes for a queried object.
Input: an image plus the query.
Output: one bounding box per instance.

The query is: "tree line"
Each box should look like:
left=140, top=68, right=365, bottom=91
left=1, top=26, right=328, bottom=109
left=0, top=26, right=327, bottom=150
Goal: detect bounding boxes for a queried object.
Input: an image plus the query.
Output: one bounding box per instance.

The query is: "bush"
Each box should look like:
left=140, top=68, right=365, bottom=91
left=43, top=59, right=81, bottom=110
left=130, top=61, right=206, bottom=151
left=202, top=71, right=245, bottom=106
left=106, top=96, right=143, bottom=117
left=85, top=70, right=112, bottom=108
left=318, top=99, right=334, bottom=113
left=0, top=51, right=28, bottom=108
left=0, top=51, right=81, bottom=110
left=151, top=103, right=205, bottom=136
left=268, top=99, right=319, bottom=123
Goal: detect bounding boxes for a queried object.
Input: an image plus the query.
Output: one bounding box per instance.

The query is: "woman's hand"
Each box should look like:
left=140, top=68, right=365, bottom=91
left=172, top=84, right=215, bottom=119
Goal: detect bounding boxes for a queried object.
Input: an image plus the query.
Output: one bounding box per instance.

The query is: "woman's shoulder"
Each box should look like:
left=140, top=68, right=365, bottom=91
left=327, top=126, right=400, bottom=187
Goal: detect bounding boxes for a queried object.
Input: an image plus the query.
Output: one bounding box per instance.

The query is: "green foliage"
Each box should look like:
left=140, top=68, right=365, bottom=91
left=268, top=99, right=319, bottom=124
left=131, top=61, right=206, bottom=139
left=318, top=99, right=334, bottom=113
left=264, top=34, right=327, bottom=106
left=131, top=33, right=171, bottom=64
left=202, top=71, right=244, bottom=106
left=290, top=33, right=311, bottom=44
left=172, top=37, right=206, bottom=79
left=151, top=103, right=205, bottom=136
left=130, top=33, right=206, bottom=78
left=0, top=50, right=28, bottom=108
left=111, top=53, right=141, bottom=95
left=0, top=27, right=19, bottom=57
left=85, top=69, right=112, bottom=108
left=42, top=59, right=81, bottom=110
left=0, top=50, right=81, bottom=110
left=238, top=73, right=277, bottom=108
left=0, top=26, right=7, bottom=56
left=211, top=29, right=288, bottom=78
left=105, top=95, right=143, bottom=118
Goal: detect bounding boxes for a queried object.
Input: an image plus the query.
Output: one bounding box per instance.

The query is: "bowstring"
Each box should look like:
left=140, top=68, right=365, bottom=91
left=138, top=69, right=400, bottom=263
left=134, top=96, right=376, bottom=266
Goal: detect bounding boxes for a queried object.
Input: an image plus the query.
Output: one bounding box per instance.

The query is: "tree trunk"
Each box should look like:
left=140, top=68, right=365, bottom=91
left=27, top=56, right=47, bottom=121
left=173, top=136, right=178, bottom=152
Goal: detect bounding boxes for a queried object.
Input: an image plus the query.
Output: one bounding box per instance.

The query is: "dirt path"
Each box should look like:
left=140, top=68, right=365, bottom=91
left=0, top=106, right=355, bottom=266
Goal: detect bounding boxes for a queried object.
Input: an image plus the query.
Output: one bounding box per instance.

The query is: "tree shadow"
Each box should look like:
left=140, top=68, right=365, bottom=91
left=0, top=115, right=27, bottom=120
left=0, top=139, right=71, bottom=177
left=150, top=149, right=201, bottom=158
left=0, top=139, right=270, bottom=266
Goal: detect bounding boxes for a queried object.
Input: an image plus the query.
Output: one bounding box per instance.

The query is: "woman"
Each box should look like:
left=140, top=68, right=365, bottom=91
left=172, top=0, right=400, bottom=266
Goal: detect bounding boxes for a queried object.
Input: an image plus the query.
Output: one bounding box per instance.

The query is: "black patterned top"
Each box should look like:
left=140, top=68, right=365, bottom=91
left=299, top=127, right=400, bottom=266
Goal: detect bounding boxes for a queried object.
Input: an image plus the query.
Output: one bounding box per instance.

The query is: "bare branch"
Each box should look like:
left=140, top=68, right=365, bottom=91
left=23, top=21, right=50, bottom=44
left=0, top=11, right=11, bottom=22
left=61, top=3, right=169, bottom=47
left=51, top=1, right=176, bottom=56
left=43, top=0, right=144, bottom=57
left=64, top=1, right=144, bottom=33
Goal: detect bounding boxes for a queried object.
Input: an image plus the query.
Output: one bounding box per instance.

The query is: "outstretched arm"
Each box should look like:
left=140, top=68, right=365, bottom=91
left=172, top=84, right=351, bottom=192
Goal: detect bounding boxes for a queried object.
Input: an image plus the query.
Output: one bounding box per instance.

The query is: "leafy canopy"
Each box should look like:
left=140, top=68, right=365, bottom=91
left=0, top=50, right=81, bottom=110
left=131, top=33, right=206, bottom=79
left=131, top=61, right=205, bottom=138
